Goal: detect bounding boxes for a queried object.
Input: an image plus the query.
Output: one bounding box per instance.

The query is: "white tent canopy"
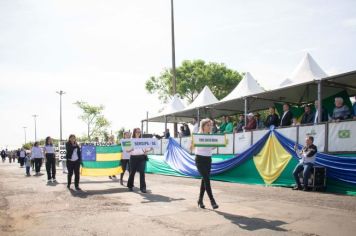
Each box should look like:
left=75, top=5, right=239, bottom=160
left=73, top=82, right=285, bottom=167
left=221, top=72, right=265, bottom=102
left=185, top=86, right=219, bottom=110
left=147, top=94, right=187, bottom=122
left=280, top=53, right=328, bottom=87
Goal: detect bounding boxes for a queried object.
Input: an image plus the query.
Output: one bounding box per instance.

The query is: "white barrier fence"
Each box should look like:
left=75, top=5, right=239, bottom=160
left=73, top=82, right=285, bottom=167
left=148, top=120, right=356, bottom=155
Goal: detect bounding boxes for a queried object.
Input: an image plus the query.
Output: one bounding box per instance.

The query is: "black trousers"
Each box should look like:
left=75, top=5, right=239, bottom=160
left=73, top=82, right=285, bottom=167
left=19, top=157, right=25, bottom=167
left=67, top=160, right=80, bottom=187
left=46, top=154, right=56, bottom=180
left=195, top=155, right=215, bottom=201
left=120, top=159, right=130, bottom=180
left=34, top=158, right=42, bottom=173
left=127, top=155, right=146, bottom=190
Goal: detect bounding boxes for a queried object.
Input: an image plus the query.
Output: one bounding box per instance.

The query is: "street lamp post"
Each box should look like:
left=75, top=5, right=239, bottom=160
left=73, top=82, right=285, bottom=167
left=23, top=126, right=27, bottom=144
left=56, top=90, right=65, bottom=141
left=171, top=0, right=178, bottom=137
left=32, top=115, right=38, bottom=141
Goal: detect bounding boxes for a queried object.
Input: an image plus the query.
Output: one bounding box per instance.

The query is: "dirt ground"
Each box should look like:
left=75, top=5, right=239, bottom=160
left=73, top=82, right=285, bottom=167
left=1, top=162, right=356, bottom=236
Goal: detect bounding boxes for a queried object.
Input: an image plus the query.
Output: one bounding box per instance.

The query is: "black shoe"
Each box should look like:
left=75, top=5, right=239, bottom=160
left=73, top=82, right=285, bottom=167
left=292, top=185, right=302, bottom=190
left=197, top=200, right=205, bottom=209
left=128, top=187, right=133, bottom=191
left=67, top=185, right=70, bottom=190
left=303, top=187, right=309, bottom=191
left=75, top=187, right=82, bottom=191
left=211, top=200, right=219, bottom=209
left=120, top=179, right=124, bottom=185
left=140, top=189, right=147, bottom=193
left=109, top=176, right=112, bottom=179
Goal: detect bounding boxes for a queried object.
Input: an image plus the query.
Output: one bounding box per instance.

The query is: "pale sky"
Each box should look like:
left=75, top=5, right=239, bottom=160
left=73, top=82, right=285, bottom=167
left=1, top=0, right=356, bottom=149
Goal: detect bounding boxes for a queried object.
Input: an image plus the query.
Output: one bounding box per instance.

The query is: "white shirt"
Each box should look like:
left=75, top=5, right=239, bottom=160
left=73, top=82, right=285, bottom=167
left=130, top=148, right=145, bottom=156
left=20, top=150, right=26, bottom=158
left=122, top=150, right=130, bottom=160
left=193, top=123, right=199, bottom=134
left=31, top=146, right=43, bottom=159
left=44, top=145, right=55, bottom=154
left=71, top=148, right=79, bottom=161
left=195, top=146, right=214, bottom=157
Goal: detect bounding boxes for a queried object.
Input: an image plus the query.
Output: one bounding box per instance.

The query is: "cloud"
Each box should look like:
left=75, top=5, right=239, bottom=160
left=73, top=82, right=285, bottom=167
left=342, top=18, right=356, bottom=28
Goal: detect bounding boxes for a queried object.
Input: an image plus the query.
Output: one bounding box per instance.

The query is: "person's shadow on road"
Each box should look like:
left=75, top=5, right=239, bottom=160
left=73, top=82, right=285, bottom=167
left=214, top=210, right=287, bottom=232
left=137, top=191, right=185, bottom=204
left=69, top=187, right=128, bottom=198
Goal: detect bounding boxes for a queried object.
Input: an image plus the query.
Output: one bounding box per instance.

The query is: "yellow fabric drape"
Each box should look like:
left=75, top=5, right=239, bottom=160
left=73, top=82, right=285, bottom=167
left=253, top=133, right=292, bottom=184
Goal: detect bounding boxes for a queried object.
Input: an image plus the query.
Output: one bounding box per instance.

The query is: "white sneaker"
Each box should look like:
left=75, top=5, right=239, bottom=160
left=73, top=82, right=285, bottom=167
left=47, top=179, right=51, bottom=183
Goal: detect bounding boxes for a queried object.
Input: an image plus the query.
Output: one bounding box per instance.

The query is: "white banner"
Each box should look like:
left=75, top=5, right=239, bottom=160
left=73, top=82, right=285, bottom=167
left=192, top=134, right=227, bottom=147
left=252, top=130, right=269, bottom=144
left=58, top=141, right=66, bottom=160
left=328, top=121, right=356, bottom=152
left=121, top=138, right=159, bottom=151
left=218, top=133, right=234, bottom=154
left=298, top=124, right=325, bottom=152
left=234, top=132, right=252, bottom=154
left=277, top=126, right=297, bottom=143
left=181, top=137, right=192, bottom=154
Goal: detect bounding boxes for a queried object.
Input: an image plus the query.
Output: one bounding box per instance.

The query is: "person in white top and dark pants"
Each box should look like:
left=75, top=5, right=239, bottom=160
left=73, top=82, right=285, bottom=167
left=127, top=128, right=152, bottom=193
left=31, top=142, right=44, bottom=176
left=65, top=134, right=82, bottom=191
left=44, top=136, right=56, bottom=183
left=195, top=118, right=219, bottom=209
left=120, top=131, right=131, bottom=185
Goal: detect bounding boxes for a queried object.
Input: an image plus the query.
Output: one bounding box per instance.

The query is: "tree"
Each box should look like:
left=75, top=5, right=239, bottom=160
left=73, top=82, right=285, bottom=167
left=146, top=59, right=243, bottom=103
left=74, top=101, right=111, bottom=141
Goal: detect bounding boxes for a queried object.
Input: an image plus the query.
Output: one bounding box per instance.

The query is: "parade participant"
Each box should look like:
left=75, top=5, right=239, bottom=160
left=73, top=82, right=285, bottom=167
left=127, top=128, right=152, bottom=193
left=120, top=131, right=131, bottom=185
left=108, top=135, right=117, bottom=180
left=19, top=148, right=26, bottom=167
left=44, top=136, right=56, bottom=183
left=194, top=118, right=219, bottom=209
left=31, top=142, right=44, bottom=176
left=65, top=134, right=82, bottom=191
left=1, top=149, right=6, bottom=163
left=293, top=136, right=317, bottom=191
left=25, top=152, right=31, bottom=176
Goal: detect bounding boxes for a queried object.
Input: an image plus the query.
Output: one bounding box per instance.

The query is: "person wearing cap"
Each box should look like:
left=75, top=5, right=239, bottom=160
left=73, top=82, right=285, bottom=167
left=244, top=113, right=257, bottom=131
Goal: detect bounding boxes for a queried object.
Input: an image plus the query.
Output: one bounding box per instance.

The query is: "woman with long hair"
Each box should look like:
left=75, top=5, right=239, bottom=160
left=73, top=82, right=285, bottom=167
left=127, top=128, right=151, bottom=193
left=31, top=141, right=44, bottom=176
left=44, top=136, right=56, bottom=183
left=195, top=118, right=219, bottom=209
left=65, top=134, right=82, bottom=191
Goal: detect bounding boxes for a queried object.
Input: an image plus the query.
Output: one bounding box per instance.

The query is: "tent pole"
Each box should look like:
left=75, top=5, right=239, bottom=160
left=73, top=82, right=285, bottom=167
left=244, top=97, right=248, bottom=125
left=317, top=80, right=322, bottom=123
left=146, top=111, right=149, bottom=134
left=165, top=116, right=168, bottom=137
left=197, top=108, right=200, bottom=125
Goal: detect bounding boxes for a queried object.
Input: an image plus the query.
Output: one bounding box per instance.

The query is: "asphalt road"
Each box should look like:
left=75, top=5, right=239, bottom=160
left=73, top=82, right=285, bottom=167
left=1, top=162, right=356, bottom=236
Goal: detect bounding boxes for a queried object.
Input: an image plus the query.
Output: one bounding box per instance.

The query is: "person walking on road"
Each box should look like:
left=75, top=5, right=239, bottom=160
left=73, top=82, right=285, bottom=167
left=65, top=134, right=82, bottom=191
left=31, top=142, right=44, bottom=176
left=44, top=136, right=57, bottom=183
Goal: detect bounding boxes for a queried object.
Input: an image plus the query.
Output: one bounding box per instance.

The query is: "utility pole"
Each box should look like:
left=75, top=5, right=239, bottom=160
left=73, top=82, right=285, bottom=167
left=56, top=90, right=66, bottom=141
left=23, top=126, right=27, bottom=144
left=32, top=115, right=38, bottom=141
left=171, top=0, right=178, bottom=137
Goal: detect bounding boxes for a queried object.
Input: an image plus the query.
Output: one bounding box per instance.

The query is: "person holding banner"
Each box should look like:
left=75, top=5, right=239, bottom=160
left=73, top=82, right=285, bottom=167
left=127, top=128, right=152, bottom=193
left=65, top=134, right=82, bottom=191
left=195, top=118, right=219, bottom=210
left=120, top=131, right=131, bottom=185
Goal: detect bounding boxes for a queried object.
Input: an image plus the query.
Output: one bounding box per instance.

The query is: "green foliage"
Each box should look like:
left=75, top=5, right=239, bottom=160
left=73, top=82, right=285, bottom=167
left=146, top=59, right=243, bottom=103
left=74, top=101, right=111, bottom=141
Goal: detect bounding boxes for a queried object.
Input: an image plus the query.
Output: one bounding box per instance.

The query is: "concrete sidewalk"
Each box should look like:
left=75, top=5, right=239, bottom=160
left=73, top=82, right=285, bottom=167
left=1, top=162, right=356, bottom=236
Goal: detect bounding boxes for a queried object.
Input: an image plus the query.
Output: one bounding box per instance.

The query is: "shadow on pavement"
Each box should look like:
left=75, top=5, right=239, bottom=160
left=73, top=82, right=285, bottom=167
left=138, top=191, right=185, bottom=203
left=69, top=187, right=128, bottom=198
left=215, top=210, right=287, bottom=232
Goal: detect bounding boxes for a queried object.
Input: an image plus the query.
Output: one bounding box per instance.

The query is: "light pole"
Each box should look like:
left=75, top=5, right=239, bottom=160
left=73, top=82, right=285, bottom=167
left=171, top=0, right=178, bottom=137
left=23, top=126, right=27, bottom=144
left=56, top=90, right=65, bottom=141
left=32, top=115, right=38, bottom=141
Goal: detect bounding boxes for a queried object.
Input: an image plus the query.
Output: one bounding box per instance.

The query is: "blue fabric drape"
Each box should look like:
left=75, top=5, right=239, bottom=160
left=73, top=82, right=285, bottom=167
left=164, top=131, right=271, bottom=176
left=274, top=130, right=356, bottom=185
